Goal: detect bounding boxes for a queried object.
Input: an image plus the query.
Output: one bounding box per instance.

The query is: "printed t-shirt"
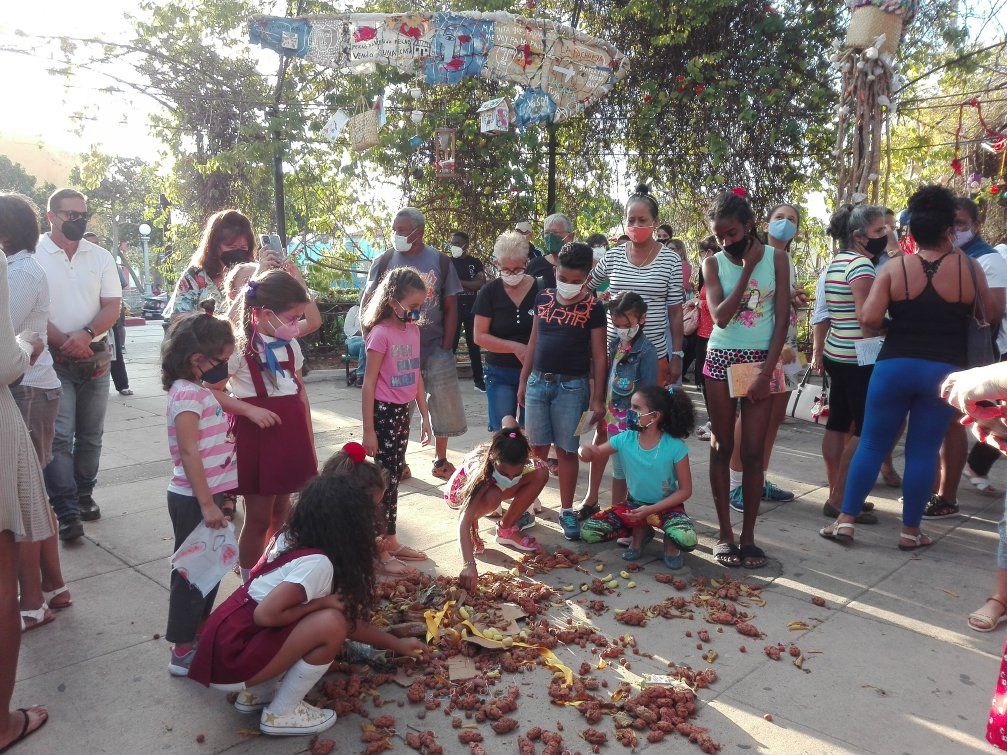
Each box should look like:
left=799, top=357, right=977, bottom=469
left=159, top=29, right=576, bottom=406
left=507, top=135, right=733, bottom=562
left=227, top=335, right=304, bottom=397
left=166, top=379, right=237, bottom=496
left=823, top=250, right=876, bottom=363
left=365, top=320, right=421, bottom=405
left=706, top=246, right=778, bottom=351
left=452, top=254, right=484, bottom=305
left=247, top=533, right=333, bottom=603
left=532, top=289, right=605, bottom=376
left=472, top=277, right=537, bottom=369
left=609, top=431, right=689, bottom=504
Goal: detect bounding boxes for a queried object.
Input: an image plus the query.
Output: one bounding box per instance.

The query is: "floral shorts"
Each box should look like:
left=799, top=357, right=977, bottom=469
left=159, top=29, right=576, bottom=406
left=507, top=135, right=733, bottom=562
left=702, top=348, right=769, bottom=382
left=444, top=457, right=546, bottom=509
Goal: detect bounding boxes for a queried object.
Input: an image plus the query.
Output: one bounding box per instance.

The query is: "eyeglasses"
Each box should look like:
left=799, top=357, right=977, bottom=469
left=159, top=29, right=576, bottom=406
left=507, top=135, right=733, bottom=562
left=500, top=267, right=526, bottom=276
left=54, top=210, right=90, bottom=222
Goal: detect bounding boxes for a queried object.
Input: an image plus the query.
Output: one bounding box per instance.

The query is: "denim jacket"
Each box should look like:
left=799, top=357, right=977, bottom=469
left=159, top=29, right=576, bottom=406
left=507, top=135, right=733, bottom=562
left=607, top=334, right=659, bottom=411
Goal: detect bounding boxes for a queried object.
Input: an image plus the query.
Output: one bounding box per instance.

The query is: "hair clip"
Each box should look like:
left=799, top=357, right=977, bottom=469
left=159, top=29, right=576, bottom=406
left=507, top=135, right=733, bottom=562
left=731, top=187, right=748, bottom=198
left=342, top=442, right=367, bottom=463
left=507, top=432, right=517, bottom=439
left=244, top=280, right=259, bottom=300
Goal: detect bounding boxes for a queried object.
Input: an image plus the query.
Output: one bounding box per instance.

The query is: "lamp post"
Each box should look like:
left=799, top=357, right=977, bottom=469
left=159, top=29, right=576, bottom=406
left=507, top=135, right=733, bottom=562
left=138, top=223, right=152, bottom=296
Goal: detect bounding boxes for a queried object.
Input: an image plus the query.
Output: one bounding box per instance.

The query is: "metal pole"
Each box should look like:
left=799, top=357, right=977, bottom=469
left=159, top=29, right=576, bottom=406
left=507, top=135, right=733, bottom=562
left=270, top=105, right=287, bottom=248
left=546, top=123, right=557, bottom=215
left=141, top=236, right=152, bottom=295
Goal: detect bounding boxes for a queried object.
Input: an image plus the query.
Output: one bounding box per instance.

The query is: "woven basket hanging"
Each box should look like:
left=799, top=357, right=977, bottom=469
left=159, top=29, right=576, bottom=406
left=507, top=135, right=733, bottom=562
left=347, top=97, right=379, bottom=152
left=845, top=5, right=903, bottom=54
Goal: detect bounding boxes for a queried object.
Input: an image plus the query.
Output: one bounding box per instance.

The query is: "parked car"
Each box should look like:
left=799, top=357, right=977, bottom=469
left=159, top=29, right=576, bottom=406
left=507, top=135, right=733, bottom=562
left=141, top=294, right=168, bottom=320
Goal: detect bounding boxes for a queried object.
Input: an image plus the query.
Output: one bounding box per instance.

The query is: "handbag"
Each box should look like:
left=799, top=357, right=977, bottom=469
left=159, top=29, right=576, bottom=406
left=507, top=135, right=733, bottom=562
left=683, top=301, right=699, bottom=336
left=787, top=367, right=829, bottom=424
left=347, top=97, right=380, bottom=152
left=966, top=257, right=996, bottom=368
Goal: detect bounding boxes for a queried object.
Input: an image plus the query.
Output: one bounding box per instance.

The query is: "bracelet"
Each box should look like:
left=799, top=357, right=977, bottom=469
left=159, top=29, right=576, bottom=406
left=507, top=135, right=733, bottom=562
left=463, top=560, right=477, bottom=567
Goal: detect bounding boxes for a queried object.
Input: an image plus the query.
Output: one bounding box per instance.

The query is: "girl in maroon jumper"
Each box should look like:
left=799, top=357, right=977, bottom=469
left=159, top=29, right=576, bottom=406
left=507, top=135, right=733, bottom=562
left=222, top=269, right=318, bottom=579
left=188, top=469, right=428, bottom=737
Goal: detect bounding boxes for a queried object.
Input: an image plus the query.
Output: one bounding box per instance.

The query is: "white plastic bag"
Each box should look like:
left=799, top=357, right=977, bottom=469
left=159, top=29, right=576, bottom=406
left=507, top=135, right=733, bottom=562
left=170, top=522, right=239, bottom=597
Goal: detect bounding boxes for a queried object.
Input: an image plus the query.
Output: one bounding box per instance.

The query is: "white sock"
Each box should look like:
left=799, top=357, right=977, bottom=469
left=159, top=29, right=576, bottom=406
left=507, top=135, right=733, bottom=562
left=240, top=567, right=251, bottom=583
left=729, top=469, right=743, bottom=490
left=244, top=675, right=281, bottom=700
left=265, top=659, right=329, bottom=715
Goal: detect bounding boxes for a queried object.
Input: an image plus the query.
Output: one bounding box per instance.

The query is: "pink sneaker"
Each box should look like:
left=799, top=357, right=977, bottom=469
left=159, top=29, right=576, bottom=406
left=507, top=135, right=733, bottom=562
left=496, top=526, right=538, bottom=552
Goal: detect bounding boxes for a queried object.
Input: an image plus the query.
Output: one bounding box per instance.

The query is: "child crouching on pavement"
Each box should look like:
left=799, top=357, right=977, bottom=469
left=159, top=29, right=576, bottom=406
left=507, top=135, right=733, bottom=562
left=446, top=417, right=549, bottom=590
left=579, top=386, right=697, bottom=569
left=187, top=473, right=429, bottom=737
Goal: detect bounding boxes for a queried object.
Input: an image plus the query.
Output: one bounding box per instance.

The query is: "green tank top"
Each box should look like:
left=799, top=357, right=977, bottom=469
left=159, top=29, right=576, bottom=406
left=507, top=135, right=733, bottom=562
left=707, top=246, right=777, bottom=351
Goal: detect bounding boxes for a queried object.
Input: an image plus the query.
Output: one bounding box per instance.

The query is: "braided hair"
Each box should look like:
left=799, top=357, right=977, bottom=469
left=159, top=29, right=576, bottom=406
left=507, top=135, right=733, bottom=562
left=160, top=309, right=234, bottom=390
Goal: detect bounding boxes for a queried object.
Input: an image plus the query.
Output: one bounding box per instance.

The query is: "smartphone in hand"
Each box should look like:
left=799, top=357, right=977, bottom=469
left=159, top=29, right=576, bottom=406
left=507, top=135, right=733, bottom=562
left=258, top=234, right=285, bottom=267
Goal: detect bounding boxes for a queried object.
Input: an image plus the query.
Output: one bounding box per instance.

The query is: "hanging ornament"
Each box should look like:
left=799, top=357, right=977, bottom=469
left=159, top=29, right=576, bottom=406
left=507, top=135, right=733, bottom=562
left=410, top=87, right=422, bottom=99
left=477, top=97, right=510, bottom=133
left=410, top=110, right=423, bottom=124
left=434, top=127, right=457, bottom=178
left=409, top=134, right=424, bottom=149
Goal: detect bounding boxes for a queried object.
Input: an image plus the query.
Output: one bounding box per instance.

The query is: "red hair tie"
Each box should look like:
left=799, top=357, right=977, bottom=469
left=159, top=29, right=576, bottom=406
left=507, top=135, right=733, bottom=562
left=731, top=186, right=748, bottom=198
left=343, top=442, right=367, bottom=463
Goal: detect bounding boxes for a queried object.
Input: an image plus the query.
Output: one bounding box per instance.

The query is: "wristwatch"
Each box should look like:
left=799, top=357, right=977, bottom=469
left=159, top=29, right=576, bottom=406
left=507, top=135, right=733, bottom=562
left=670, top=350, right=684, bottom=358
left=82, top=326, right=96, bottom=338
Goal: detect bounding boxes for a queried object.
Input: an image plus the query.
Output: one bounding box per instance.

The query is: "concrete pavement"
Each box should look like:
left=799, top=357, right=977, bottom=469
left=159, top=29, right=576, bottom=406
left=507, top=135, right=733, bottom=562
left=12, top=321, right=1004, bottom=753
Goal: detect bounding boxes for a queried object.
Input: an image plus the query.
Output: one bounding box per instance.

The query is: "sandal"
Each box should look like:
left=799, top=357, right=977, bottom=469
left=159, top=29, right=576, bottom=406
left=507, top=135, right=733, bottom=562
left=20, top=604, right=54, bottom=633
left=576, top=502, right=600, bottom=521
left=377, top=556, right=419, bottom=578
left=432, top=459, right=455, bottom=480
left=922, top=495, right=959, bottom=520
left=662, top=552, right=684, bottom=570
left=42, top=586, right=72, bottom=610
left=969, top=596, right=1007, bottom=633
left=819, top=520, right=855, bottom=545
left=713, top=542, right=741, bottom=568
left=0, top=707, right=49, bottom=754
left=968, top=474, right=1002, bottom=498
left=695, top=423, right=712, bottom=442
left=471, top=530, right=485, bottom=556
left=822, top=501, right=877, bottom=523
left=387, top=545, right=428, bottom=562
left=898, top=530, right=933, bottom=551
left=740, top=543, right=768, bottom=569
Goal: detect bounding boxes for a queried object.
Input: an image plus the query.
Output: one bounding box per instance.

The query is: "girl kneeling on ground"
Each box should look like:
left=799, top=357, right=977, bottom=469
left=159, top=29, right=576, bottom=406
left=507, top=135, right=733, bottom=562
left=188, top=474, right=428, bottom=737
left=578, top=386, right=697, bottom=569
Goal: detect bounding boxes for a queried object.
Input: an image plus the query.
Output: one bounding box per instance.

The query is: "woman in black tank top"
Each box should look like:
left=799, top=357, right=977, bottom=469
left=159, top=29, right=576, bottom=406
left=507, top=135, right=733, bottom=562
left=820, top=185, right=995, bottom=552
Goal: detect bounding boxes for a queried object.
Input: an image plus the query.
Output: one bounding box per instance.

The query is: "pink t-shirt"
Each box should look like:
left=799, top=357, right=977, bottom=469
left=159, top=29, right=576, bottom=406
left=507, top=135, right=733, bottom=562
left=365, top=320, right=421, bottom=405
left=166, top=379, right=238, bottom=496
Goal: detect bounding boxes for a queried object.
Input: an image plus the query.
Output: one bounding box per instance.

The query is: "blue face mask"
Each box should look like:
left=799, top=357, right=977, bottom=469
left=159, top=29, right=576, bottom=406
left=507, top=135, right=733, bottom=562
left=626, top=409, right=656, bottom=432
left=492, top=469, right=521, bottom=490
left=768, top=218, right=797, bottom=243
left=394, top=301, right=421, bottom=322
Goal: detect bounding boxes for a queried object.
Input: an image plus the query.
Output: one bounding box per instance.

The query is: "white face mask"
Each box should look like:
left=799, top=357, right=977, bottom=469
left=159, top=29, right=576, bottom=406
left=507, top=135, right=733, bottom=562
left=592, top=246, right=606, bottom=261
left=450, top=245, right=464, bottom=258
left=392, top=232, right=412, bottom=252
left=501, top=272, right=524, bottom=287
left=492, top=469, right=521, bottom=490
left=616, top=324, right=640, bottom=342
left=954, top=229, right=975, bottom=248
left=556, top=281, right=584, bottom=300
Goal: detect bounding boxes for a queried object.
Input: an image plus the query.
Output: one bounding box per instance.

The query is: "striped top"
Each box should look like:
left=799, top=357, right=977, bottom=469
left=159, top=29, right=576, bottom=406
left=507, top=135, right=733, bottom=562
left=166, top=379, right=237, bottom=496
left=823, top=250, right=876, bottom=363
left=588, top=244, right=684, bottom=357
left=5, top=250, right=60, bottom=390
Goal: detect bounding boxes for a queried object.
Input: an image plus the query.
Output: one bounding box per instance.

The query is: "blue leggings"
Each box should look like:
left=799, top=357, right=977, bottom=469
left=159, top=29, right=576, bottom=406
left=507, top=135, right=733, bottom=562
left=841, top=358, right=957, bottom=527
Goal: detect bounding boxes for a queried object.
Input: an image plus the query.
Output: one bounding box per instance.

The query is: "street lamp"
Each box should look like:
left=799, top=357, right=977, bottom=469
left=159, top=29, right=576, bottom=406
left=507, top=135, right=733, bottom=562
left=138, top=223, right=152, bottom=296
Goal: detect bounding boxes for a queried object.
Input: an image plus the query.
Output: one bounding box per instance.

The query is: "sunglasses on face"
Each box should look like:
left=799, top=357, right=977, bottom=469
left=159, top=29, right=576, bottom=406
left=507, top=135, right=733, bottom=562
left=54, top=210, right=90, bottom=222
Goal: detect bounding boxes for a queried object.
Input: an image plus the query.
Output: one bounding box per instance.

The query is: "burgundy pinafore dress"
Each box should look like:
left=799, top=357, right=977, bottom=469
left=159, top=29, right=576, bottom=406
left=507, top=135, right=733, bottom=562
left=233, top=342, right=317, bottom=496
left=187, top=546, right=325, bottom=686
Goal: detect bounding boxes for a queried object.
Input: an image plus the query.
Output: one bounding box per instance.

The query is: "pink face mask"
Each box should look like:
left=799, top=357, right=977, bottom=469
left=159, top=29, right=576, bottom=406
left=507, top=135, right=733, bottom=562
left=626, top=225, right=654, bottom=243
left=266, top=311, right=299, bottom=341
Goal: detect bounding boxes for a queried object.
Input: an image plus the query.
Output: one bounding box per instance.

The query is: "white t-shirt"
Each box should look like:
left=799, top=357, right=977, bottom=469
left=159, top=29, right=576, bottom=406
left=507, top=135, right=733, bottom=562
left=6, top=250, right=60, bottom=390
left=973, top=253, right=1007, bottom=354
left=34, top=233, right=122, bottom=337
left=227, top=335, right=304, bottom=398
left=247, top=533, right=333, bottom=603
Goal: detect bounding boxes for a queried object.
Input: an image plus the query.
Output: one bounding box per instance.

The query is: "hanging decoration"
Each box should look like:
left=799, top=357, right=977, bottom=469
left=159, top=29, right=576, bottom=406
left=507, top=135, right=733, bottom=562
left=832, top=0, right=917, bottom=206
left=346, top=95, right=384, bottom=152
left=322, top=110, right=349, bottom=142
left=249, top=12, right=627, bottom=128
left=434, top=127, right=458, bottom=178
left=477, top=97, right=511, bottom=134
left=949, top=98, right=1006, bottom=179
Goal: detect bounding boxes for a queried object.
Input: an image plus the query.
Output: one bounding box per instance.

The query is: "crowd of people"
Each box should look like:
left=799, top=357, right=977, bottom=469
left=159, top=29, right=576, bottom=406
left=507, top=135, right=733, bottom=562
left=3, top=179, right=1007, bottom=747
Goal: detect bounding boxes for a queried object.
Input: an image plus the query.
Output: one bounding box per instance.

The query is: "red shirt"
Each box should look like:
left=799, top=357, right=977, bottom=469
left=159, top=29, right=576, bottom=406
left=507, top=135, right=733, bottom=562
left=697, top=285, right=714, bottom=339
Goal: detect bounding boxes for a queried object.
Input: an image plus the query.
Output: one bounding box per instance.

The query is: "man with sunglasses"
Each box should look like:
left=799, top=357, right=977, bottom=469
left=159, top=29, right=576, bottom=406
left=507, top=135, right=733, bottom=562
left=34, top=189, right=122, bottom=540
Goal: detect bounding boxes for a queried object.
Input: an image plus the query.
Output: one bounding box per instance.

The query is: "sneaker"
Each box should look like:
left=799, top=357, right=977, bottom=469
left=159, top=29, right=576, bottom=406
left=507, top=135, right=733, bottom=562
left=728, top=486, right=744, bottom=513
left=516, top=510, right=536, bottom=531
left=168, top=645, right=197, bottom=677
left=496, top=525, right=539, bottom=552
left=922, top=494, right=960, bottom=520
left=559, top=509, right=581, bottom=540
left=260, top=701, right=337, bottom=737
left=58, top=518, right=84, bottom=542
left=235, top=686, right=274, bottom=713
left=78, top=495, right=101, bottom=522
left=615, top=537, right=631, bottom=547
left=762, top=480, right=795, bottom=502
left=474, top=383, right=486, bottom=393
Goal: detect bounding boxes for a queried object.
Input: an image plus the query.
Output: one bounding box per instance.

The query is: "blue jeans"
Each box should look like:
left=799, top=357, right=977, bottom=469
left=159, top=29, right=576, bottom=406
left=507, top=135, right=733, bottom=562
left=841, top=357, right=957, bottom=527
left=346, top=335, right=366, bottom=380
left=44, top=360, right=111, bottom=524
left=524, top=371, right=589, bottom=453
left=484, top=363, right=524, bottom=431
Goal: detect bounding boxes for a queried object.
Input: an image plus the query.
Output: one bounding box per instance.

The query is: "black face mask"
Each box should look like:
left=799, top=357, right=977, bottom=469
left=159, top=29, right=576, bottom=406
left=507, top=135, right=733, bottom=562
left=864, top=235, right=888, bottom=257
left=722, top=235, right=750, bottom=258
left=220, top=250, right=249, bottom=267
left=199, top=360, right=230, bottom=385
left=62, top=218, right=88, bottom=242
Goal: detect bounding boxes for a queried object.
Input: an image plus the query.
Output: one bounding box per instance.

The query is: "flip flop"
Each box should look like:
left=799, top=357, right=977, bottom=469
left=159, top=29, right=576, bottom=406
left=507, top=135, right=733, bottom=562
left=0, top=707, right=49, bottom=754
left=969, top=596, right=1007, bottom=633
left=740, top=543, right=768, bottom=569
left=387, top=545, right=428, bottom=562
left=713, top=542, right=741, bottom=568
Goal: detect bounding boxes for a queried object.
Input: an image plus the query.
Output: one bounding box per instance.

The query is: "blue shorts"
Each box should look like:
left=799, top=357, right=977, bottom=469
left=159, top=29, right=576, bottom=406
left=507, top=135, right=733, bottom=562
left=524, top=371, right=589, bottom=453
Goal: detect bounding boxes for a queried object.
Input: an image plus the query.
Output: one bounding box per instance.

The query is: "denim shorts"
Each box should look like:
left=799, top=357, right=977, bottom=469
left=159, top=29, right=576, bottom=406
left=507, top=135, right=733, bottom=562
left=421, top=347, right=467, bottom=437
left=483, top=363, right=524, bottom=432
left=524, top=371, right=589, bottom=453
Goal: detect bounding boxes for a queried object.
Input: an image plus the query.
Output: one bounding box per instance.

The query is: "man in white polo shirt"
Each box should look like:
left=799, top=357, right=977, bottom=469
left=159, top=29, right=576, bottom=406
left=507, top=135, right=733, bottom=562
left=35, top=188, right=122, bottom=540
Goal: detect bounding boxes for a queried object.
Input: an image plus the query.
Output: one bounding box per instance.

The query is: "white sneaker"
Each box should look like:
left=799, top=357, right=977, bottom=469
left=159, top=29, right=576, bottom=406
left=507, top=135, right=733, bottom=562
left=235, top=687, right=274, bottom=713
left=696, top=422, right=712, bottom=441
left=260, top=701, right=336, bottom=736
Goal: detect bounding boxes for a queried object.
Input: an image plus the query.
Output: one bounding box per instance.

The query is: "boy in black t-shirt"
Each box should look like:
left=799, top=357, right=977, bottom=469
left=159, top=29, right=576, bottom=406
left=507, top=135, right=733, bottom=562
left=519, top=243, right=607, bottom=540
left=449, top=230, right=487, bottom=391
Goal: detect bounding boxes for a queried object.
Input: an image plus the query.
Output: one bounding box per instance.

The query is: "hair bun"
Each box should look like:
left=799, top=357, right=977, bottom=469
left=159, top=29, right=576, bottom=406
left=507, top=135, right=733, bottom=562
left=634, top=183, right=651, bottom=195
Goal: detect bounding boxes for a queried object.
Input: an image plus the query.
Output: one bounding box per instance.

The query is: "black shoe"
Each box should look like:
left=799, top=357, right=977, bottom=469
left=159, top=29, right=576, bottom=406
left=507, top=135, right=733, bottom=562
left=59, top=518, right=84, bottom=541
left=474, top=383, right=486, bottom=394
left=922, top=494, right=960, bottom=520
left=78, top=495, right=101, bottom=522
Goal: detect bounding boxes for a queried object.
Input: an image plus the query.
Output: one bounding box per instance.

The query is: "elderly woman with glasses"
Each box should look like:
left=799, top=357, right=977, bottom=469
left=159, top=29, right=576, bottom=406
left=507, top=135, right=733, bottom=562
left=473, top=231, right=538, bottom=431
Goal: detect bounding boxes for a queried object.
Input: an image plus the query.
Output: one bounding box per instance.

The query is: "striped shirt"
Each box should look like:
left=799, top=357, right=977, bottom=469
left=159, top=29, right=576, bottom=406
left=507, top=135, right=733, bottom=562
left=5, top=250, right=60, bottom=390
left=588, top=244, right=684, bottom=357
left=166, top=379, right=237, bottom=496
left=823, top=250, right=876, bottom=363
